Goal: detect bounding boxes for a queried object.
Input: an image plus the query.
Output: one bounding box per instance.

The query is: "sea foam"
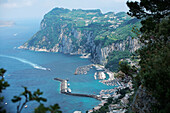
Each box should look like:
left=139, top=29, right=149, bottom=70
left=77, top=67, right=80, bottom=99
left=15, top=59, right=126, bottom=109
left=0, top=55, right=48, bottom=70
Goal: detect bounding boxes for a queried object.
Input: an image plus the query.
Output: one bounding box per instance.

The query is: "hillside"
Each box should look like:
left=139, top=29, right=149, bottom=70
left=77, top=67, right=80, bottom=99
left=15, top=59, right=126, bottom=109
left=19, top=8, right=141, bottom=67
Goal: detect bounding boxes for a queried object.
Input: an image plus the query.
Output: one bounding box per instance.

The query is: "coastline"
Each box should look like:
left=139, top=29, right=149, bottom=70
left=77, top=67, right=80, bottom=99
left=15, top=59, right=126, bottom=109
left=73, top=63, right=134, bottom=113
left=18, top=47, right=134, bottom=113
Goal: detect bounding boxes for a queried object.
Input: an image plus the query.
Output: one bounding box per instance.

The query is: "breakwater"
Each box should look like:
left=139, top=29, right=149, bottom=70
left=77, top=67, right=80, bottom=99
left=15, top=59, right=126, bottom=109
left=54, top=78, right=68, bottom=93
left=74, top=64, right=93, bottom=75
left=54, top=78, right=101, bottom=100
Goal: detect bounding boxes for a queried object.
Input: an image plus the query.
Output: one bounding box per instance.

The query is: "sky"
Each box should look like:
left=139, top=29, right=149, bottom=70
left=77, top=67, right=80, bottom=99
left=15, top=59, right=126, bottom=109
left=0, top=0, right=140, bottom=20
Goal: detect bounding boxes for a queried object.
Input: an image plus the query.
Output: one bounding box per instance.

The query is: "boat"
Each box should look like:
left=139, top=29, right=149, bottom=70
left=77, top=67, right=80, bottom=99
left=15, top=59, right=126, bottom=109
left=24, top=105, right=28, bottom=108
left=46, top=68, right=51, bottom=71
left=13, top=33, right=18, bottom=36
left=67, top=88, right=71, bottom=93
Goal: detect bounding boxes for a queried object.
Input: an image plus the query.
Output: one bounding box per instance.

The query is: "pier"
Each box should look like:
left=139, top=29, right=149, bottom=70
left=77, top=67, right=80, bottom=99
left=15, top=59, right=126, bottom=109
left=54, top=78, right=68, bottom=93
left=54, top=78, right=101, bottom=100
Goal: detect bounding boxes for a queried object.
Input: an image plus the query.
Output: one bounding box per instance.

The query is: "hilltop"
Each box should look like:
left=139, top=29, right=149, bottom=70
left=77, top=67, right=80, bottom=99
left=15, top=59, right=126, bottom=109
left=19, top=7, right=141, bottom=70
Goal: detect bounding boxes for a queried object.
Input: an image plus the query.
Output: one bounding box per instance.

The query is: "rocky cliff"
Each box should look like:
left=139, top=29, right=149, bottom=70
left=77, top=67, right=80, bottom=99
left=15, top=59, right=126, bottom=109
left=131, top=85, right=157, bottom=113
left=91, top=36, right=140, bottom=65
left=19, top=8, right=141, bottom=65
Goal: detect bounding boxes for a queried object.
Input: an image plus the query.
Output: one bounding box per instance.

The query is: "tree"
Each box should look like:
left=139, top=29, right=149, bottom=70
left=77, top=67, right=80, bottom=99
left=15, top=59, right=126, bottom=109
left=48, top=104, right=62, bottom=113
left=12, top=87, right=47, bottom=113
left=127, top=0, right=170, bottom=112
left=34, top=104, right=48, bottom=113
left=0, top=68, right=62, bottom=113
left=12, top=87, right=62, bottom=113
left=127, top=0, right=170, bottom=20
left=0, top=68, right=10, bottom=113
left=35, top=103, right=62, bottom=113
left=0, top=69, right=10, bottom=93
left=127, top=0, right=170, bottom=38
left=118, top=61, right=131, bottom=76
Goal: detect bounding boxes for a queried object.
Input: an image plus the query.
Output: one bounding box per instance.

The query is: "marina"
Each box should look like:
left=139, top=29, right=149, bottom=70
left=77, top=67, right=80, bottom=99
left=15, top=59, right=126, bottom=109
left=54, top=78, right=102, bottom=100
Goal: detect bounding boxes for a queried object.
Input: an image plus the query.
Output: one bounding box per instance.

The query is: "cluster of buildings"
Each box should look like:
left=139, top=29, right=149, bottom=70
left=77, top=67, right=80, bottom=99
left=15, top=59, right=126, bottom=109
left=74, top=58, right=138, bottom=113
left=87, top=59, right=137, bottom=113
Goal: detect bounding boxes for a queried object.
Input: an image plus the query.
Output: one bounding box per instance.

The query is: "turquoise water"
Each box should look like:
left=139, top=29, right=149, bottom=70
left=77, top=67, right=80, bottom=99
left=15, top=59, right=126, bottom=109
left=0, top=20, right=113, bottom=113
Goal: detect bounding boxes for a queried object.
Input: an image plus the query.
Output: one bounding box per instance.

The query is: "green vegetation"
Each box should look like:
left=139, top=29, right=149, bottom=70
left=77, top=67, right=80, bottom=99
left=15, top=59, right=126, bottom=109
left=105, top=51, right=131, bottom=71
left=0, top=68, right=61, bottom=113
left=0, top=68, right=10, bottom=113
left=118, top=61, right=137, bottom=77
left=12, top=87, right=47, bottom=113
left=35, top=103, right=62, bottom=113
left=127, top=0, right=170, bottom=112
left=117, top=87, right=131, bottom=99
left=24, top=8, right=141, bottom=50
left=92, top=104, right=109, bottom=113
left=94, top=19, right=141, bottom=45
left=92, top=98, right=114, bottom=113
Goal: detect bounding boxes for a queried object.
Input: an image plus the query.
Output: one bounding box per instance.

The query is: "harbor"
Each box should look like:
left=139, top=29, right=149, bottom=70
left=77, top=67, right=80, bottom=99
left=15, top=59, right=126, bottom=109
left=54, top=78, right=102, bottom=100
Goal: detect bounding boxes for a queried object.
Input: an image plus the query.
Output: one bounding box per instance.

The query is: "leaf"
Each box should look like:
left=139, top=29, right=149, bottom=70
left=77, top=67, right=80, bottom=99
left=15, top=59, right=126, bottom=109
left=11, top=96, right=21, bottom=103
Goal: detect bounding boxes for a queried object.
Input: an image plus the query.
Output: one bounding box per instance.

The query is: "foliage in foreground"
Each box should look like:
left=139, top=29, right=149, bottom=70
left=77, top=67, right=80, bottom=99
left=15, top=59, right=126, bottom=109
left=0, top=68, right=10, bottom=113
left=0, top=68, right=62, bottom=113
left=11, top=87, right=47, bottom=113
left=127, top=0, right=170, bottom=112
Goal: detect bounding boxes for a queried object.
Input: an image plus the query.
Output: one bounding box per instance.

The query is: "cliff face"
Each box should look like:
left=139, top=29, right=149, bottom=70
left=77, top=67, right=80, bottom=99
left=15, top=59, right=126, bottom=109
left=91, top=36, right=140, bottom=65
left=131, top=85, right=157, bottom=113
left=19, top=8, right=141, bottom=65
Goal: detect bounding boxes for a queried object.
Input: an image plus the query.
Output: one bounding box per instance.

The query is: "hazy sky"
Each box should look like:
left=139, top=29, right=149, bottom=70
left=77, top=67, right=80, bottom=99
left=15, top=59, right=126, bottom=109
left=0, top=0, right=139, bottom=20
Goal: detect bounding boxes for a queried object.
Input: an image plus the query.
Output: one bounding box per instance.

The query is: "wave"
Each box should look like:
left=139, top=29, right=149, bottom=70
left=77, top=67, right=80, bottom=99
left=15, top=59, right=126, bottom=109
left=0, top=55, right=49, bottom=71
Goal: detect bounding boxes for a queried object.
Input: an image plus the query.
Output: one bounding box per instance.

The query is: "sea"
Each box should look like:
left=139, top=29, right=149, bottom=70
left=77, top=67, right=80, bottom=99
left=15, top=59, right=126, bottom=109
left=0, top=19, right=114, bottom=113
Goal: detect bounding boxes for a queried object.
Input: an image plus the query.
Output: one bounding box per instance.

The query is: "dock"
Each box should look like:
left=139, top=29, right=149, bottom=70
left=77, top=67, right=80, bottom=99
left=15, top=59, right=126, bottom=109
left=54, top=78, right=101, bottom=100
left=54, top=78, right=68, bottom=93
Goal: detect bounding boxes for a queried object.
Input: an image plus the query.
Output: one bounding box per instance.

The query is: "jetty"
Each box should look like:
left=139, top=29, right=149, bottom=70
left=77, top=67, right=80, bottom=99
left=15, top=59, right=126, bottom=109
left=74, top=64, right=93, bottom=75
left=54, top=78, right=101, bottom=100
left=54, top=78, right=68, bottom=93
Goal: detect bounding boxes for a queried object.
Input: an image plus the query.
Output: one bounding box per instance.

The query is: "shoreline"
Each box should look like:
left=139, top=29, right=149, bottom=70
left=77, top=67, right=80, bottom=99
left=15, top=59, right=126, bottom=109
left=19, top=47, right=130, bottom=112
left=73, top=64, right=134, bottom=113
left=18, top=46, right=90, bottom=58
